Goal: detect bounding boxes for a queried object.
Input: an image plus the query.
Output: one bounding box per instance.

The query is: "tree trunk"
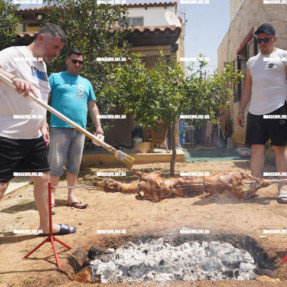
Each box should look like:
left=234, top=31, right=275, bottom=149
left=170, top=123, right=177, bottom=176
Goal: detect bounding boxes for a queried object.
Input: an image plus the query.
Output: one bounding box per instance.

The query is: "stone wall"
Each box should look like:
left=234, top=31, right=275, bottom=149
left=230, top=0, right=244, bottom=23
left=218, top=0, right=287, bottom=146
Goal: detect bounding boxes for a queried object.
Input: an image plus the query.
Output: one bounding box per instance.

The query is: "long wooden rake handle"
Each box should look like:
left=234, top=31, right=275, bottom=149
left=0, top=73, right=135, bottom=168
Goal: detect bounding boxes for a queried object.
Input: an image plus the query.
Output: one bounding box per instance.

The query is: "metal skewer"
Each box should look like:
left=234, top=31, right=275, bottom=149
left=51, top=186, right=95, bottom=189
left=244, top=179, right=287, bottom=184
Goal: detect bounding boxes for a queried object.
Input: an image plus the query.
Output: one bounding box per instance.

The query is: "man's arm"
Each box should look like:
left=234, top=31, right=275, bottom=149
left=237, top=66, right=252, bottom=128
left=88, top=101, right=104, bottom=135
left=0, top=66, right=38, bottom=98
left=42, top=93, right=52, bottom=146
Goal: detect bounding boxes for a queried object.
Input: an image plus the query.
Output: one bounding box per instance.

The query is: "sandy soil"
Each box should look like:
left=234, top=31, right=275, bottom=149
left=1, top=160, right=287, bottom=287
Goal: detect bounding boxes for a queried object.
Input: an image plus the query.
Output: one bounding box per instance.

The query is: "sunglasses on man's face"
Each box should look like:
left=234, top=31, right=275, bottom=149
left=71, top=59, right=84, bottom=65
left=256, top=37, right=273, bottom=44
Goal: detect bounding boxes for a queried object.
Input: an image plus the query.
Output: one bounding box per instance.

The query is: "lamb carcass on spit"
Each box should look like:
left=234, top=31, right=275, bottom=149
left=94, top=171, right=271, bottom=202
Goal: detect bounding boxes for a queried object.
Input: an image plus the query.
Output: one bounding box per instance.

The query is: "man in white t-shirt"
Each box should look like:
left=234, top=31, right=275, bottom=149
left=237, top=23, right=287, bottom=204
left=0, top=23, right=77, bottom=235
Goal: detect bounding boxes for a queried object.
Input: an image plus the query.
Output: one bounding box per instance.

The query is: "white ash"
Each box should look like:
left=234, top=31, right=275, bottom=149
left=90, top=238, right=257, bottom=283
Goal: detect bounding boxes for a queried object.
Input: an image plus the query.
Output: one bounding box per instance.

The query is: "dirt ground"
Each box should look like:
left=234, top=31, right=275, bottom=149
left=1, top=160, right=287, bottom=287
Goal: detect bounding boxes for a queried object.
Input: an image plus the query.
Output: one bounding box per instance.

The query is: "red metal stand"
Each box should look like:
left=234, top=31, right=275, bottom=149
left=24, top=183, right=72, bottom=269
left=281, top=253, right=287, bottom=264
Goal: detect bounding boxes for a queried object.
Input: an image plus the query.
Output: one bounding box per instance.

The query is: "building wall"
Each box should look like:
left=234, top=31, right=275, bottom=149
left=218, top=0, right=287, bottom=146
left=230, top=0, right=244, bottom=23
left=178, top=19, right=185, bottom=71
left=18, top=5, right=178, bottom=32
left=127, top=6, right=176, bottom=26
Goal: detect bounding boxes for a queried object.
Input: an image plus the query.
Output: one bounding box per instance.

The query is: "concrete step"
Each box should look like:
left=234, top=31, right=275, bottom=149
left=82, top=148, right=185, bottom=167
left=5, top=176, right=31, bottom=196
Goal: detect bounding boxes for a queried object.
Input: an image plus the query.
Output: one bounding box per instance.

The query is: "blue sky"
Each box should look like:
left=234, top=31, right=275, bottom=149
left=177, top=0, right=230, bottom=74
left=126, top=0, right=230, bottom=75
left=16, top=0, right=231, bottom=75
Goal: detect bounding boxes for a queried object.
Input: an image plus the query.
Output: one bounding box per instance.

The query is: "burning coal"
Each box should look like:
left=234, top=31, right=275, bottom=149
left=88, top=238, right=257, bottom=283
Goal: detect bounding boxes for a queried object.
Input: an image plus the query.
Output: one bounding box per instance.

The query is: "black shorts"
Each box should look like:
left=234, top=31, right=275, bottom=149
left=0, top=136, right=50, bottom=183
left=245, top=103, right=287, bottom=146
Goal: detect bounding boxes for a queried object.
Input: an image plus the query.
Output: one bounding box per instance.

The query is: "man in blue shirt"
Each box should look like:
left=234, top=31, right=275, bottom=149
left=49, top=49, right=103, bottom=213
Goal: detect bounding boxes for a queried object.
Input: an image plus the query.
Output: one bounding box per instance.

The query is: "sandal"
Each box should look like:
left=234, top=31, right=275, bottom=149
left=39, top=224, right=77, bottom=237
left=66, top=201, right=88, bottom=209
left=51, top=203, right=56, bottom=215
left=277, top=193, right=287, bottom=204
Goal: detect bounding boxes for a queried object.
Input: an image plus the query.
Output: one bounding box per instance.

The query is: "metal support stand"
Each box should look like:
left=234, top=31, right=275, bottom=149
left=281, top=254, right=287, bottom=264
left=24, top=183, right=72, bottom=269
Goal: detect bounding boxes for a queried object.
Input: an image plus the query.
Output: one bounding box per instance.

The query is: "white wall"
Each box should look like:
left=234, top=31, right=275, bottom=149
left=127, top=6, right=177, bottom=26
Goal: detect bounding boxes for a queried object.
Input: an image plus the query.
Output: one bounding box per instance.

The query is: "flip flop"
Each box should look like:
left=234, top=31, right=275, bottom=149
left=246, top=194, right=259, bottom=200
left=39, top=224, right=77, bottom=237
left=51, top=204, right=56, bottom=215
left=66, top=201, right=88, bottom=209
left=277, top=193, right=287, bottom=204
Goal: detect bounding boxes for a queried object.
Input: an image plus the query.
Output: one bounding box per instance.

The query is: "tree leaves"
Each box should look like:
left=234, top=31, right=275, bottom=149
left=43, top=0, right=129, bottom=103
left=101, top=54, right=241, bottom=130
left=100, top=52, right=241, bottom=175
left=0, top=0, right=21, bottom=50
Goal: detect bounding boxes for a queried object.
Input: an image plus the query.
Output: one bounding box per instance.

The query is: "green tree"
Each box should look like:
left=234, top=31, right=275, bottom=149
left=184, top=61, right=240, bottom=125
left=0, top=0, right=21, bottom=50
left=43, top=0, right=129, bottom=139
left=101, top=53, right=241, bottom=175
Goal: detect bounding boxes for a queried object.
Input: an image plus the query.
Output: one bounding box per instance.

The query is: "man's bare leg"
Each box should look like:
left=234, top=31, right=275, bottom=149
left=251, top=144, right=265, bottom=178
left=0, top=182, right=9, bottom=201
left=31, top=172, right=75, bottom=233
left=273, top=145, right=287, bottom=199
left=67, top=172, right=86, bottom=207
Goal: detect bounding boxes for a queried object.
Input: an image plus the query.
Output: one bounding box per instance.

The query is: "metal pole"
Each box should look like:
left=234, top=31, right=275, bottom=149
left=51, top=185, right=95, bottom=189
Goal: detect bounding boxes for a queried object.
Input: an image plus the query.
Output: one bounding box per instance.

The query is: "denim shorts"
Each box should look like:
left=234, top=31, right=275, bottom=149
left=49, top=127, right=85, bottom=176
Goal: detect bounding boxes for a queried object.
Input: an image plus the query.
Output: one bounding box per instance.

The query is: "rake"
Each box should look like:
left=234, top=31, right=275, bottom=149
left=0, top=73, right=135, bottom=168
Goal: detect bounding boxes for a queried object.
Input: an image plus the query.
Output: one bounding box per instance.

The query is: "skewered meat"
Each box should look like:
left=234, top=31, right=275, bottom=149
left=94, top=171, right=271, bottom=202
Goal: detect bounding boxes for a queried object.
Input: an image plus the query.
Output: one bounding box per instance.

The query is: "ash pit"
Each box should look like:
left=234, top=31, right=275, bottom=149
left=77, top=234, right=276, bottom=284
